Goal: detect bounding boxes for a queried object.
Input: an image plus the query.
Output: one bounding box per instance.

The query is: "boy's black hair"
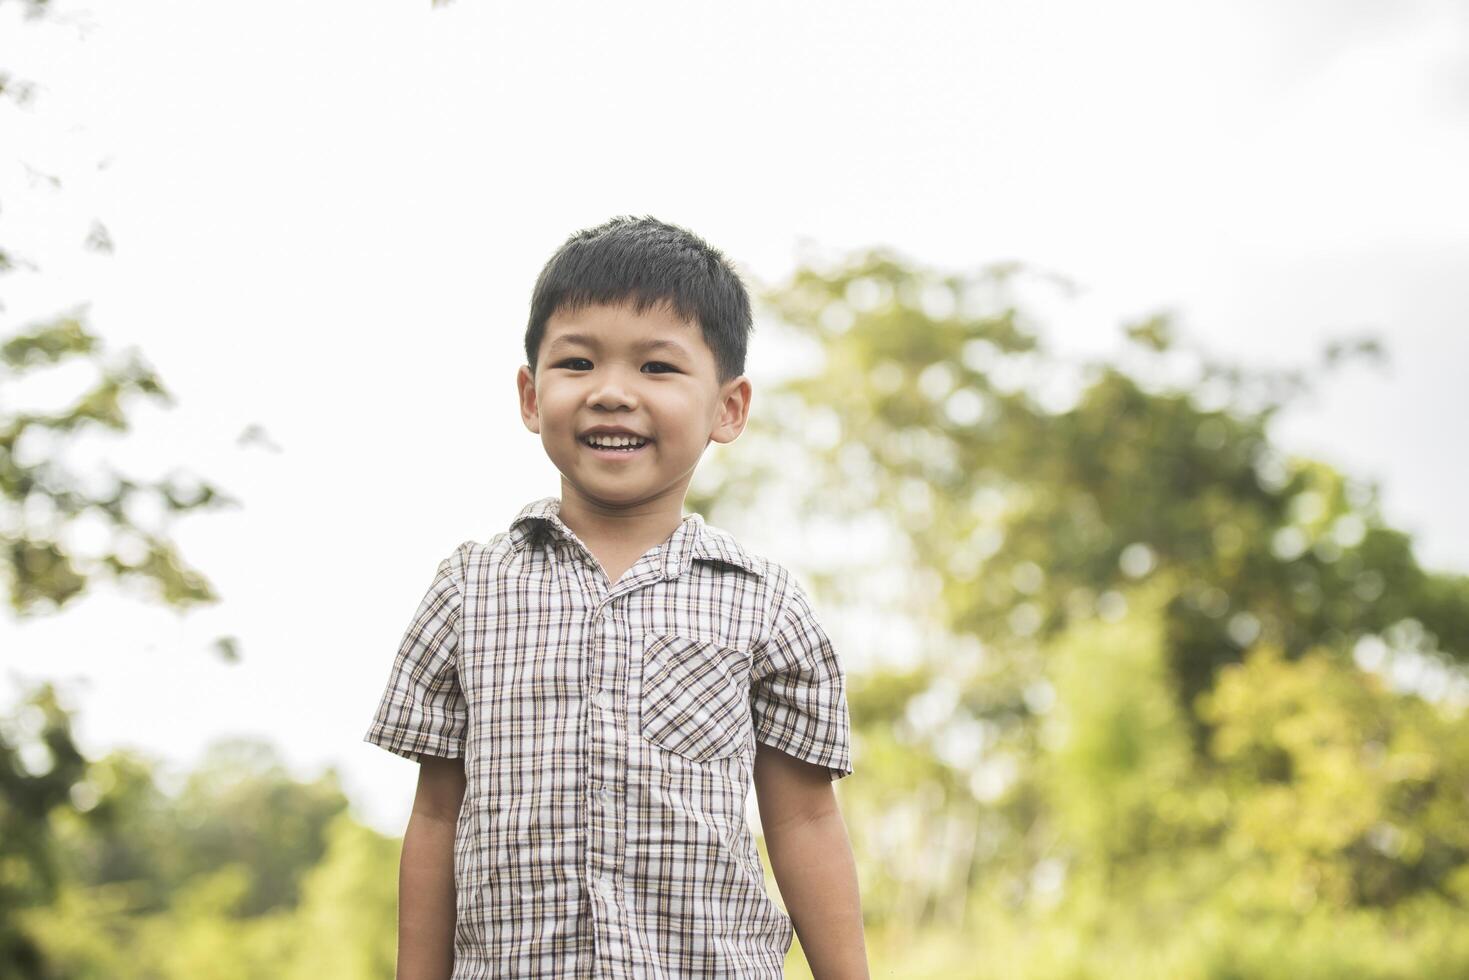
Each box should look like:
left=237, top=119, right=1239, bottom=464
left=524, top=215, right=753, bottom=385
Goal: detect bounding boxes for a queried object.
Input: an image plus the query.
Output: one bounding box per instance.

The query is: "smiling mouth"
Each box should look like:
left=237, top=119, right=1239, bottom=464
left=580, top=436, right=652, bottom=455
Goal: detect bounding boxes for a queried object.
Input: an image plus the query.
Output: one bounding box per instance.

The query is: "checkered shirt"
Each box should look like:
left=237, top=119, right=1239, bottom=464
left=364, top=496, right=854, bottom=979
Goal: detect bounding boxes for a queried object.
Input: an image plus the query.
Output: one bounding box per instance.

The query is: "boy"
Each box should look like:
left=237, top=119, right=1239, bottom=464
left=364, top=216, right=867, bottom=979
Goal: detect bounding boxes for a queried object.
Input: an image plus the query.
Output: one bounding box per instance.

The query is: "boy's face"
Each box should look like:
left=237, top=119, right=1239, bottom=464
left=517, top=299, right=751, bottom=515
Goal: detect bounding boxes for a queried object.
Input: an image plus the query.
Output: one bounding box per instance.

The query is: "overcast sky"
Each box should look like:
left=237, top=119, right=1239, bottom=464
left=2, top=0, right=1465, bottom=834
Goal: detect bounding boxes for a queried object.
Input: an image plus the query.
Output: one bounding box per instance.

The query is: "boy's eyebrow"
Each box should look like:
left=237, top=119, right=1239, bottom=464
left=546, top=333, right=692, bottom=358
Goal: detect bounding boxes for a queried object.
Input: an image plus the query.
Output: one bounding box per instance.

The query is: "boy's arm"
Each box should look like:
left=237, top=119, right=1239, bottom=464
left=397, top=753, right=466, bottom=980
left=754, top=741, right=870, bottom=980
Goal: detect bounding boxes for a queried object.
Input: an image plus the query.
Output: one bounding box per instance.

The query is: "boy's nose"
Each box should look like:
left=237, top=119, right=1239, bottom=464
left=586, top=378, right=640, bottom=409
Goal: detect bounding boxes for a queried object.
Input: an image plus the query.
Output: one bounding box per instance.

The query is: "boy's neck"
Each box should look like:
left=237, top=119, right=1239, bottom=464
left=555, top=483, right=690, bottom=559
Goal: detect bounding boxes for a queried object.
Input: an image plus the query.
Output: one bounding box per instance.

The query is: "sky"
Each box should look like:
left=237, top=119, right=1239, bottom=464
left=2, top=0, right=1465, bottom=835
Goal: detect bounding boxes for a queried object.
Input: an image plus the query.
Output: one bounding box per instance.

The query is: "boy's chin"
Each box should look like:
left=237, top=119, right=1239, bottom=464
left=573, top=493, right=653, bottom=513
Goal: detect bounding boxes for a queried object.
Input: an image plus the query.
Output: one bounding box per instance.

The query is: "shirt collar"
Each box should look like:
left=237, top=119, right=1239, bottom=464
left=508, top=496, right=762, bottom=580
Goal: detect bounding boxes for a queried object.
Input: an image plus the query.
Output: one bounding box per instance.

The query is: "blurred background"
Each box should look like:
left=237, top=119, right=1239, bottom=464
left=3, top=0, right=1467, bottom=976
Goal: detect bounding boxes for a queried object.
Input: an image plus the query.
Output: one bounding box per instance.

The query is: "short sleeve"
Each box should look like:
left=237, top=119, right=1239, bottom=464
left=363, top=548, right=469, bottom=762
left=749, top=574, right=854, bottom=781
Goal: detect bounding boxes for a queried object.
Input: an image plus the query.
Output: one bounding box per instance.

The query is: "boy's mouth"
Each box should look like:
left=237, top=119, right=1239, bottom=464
left=580, top=435, right=652, bottom=458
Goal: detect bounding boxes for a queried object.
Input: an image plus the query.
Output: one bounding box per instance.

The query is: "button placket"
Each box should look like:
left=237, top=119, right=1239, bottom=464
left=584, top=598, right=626, bottom=933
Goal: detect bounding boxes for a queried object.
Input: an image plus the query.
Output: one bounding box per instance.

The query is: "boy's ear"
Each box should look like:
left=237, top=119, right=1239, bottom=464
left=517, top=365, right=540, bottom=434
left=708, top=376, right=752, bottom=446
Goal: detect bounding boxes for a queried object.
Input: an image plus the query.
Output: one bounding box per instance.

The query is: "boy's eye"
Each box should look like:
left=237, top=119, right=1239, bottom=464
left=554, top=358, right=677, bottom=374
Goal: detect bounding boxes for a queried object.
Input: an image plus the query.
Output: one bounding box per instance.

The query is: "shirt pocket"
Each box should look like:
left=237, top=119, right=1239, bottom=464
left=638, top=634, right=751, bottom=764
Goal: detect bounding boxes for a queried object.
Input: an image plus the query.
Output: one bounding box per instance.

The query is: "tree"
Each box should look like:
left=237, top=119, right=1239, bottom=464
left=2, top=4, right=240, bottom=972
left=691, top=248, right=1469, bottom=971
left=26, top=742, right=377, bottom=979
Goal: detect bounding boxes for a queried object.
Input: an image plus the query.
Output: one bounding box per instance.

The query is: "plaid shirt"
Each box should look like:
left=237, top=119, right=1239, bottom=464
left=364, top=496, right=853, bottom=979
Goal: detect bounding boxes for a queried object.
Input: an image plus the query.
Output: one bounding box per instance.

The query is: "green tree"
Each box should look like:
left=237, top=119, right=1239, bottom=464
left=50, top=738, right=352, bottom=917
left=693, top=249, right=1469, bottom=975
left=281, top=812, right=399, bottom=980
left=0, top=685, right=87, bottom=977
left=22, top=743, right=390, bottom=979
left=2, top=4, right=239, bottom=971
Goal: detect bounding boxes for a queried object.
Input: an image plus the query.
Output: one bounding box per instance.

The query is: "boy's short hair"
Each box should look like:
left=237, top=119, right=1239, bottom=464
left=524, top=215, right=753, bottom=385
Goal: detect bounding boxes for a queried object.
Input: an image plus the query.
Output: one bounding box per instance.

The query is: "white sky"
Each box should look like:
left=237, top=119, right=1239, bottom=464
left=2, top=0, right=1465, bottom=835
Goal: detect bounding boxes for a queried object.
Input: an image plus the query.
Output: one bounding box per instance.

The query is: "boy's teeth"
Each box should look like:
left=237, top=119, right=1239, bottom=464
left=586, top=435, right=647, bottom=449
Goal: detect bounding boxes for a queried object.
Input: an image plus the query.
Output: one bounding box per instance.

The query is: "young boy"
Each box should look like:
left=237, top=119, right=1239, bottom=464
left=364, top=216, right=867, bottom=979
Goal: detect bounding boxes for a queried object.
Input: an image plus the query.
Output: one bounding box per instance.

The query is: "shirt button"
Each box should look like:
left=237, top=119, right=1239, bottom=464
left=593, top=689, right=612, bottom=709
left=598, top=786, right=613, bottom=805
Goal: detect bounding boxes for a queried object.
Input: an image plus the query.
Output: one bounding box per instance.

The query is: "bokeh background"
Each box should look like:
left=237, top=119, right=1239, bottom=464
left=4, top=1, right=1468, bottom=976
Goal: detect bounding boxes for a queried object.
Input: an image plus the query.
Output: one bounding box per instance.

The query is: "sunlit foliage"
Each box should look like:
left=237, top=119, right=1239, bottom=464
left=693, top=249, right=1469, bottom=977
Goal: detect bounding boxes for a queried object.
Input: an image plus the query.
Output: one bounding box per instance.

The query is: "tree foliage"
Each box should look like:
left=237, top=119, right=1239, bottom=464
left=7, top=4, right=1468, bottom=965
left=2, top=6, right=241, bottom=972
left=691, top=248, right=1469, bottom=975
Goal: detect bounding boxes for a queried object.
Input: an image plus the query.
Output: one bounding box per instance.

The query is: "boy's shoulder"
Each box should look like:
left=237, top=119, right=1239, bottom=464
left=687, top=516, right=774, bottom=581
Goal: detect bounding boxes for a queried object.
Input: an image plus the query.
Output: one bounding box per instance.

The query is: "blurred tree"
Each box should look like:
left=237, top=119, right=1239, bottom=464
left=1198, top=640, right=1469, bottom=911
left=2, top=3, right=239, bottom=972
left=280, top=812, right=399, bottom=980
left=25, top=786, right=397, bottom=979
left=690, top=248, right=1469, bottom=960
left=0, top=684, right=87, bottom=977
left=3, top=0, right=237, bottom=619
left=2, top=313, right=235, bottom=615
left=166, top=739, right=351, bottom=915
left=50, top=738, right=351, bottom=917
